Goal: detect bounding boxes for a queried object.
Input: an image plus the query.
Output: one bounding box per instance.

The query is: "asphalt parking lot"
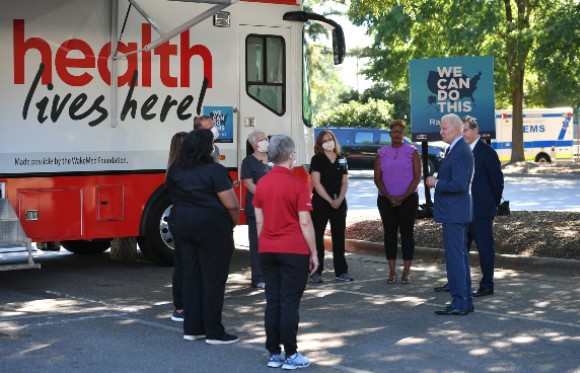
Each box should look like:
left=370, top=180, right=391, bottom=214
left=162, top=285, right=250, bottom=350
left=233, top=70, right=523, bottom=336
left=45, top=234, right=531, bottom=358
left=1, top=238, right=579, bottom=373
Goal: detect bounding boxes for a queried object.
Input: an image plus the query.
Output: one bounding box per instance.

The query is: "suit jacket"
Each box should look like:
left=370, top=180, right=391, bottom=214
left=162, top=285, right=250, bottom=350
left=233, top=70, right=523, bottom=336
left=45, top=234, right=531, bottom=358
left=472, top=139, right=504, bottom=219
left=434, top=137, right=474, bottom=224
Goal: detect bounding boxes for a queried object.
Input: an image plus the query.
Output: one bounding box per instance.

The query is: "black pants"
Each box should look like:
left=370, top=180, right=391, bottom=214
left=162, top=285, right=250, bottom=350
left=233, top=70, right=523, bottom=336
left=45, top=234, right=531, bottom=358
left=311, top=195, right=348, bottom=276
left=172, top=242, right=183, bottom=309
left=247, top=216, right=264, bottom=286
left=260, top=253, right=309, bottom=356
left=170, top=209, right=234, bottom=339
left=377, top=193, right=418, bottom=261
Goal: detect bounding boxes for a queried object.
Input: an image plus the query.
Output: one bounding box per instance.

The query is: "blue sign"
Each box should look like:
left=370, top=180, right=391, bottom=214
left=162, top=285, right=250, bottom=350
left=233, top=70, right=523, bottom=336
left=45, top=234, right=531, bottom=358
left=409, top=56, right=495, bottom=141
left=203, top=106, right=233, bottom=143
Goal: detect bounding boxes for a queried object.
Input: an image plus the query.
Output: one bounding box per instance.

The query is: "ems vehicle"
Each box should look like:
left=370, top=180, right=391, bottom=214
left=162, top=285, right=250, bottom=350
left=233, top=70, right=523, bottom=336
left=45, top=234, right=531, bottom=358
left=493, top=108, right=575, bottom=163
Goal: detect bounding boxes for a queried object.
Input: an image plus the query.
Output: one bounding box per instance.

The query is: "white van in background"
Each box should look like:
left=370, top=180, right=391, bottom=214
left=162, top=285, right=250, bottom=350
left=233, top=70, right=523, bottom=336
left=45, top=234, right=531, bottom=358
left=493, top=108, right=575, bottom=163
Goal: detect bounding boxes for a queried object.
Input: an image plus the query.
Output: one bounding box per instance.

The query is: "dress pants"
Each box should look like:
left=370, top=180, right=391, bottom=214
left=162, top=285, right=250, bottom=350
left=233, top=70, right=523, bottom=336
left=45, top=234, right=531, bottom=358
left=260, top=253, right=309, bottom=356
left=377, top=193, right=418, bottom=260
left=442, top=222, right=473, bottom=310
left=311, top=195, right=348, bottom=276
left=171, top=209, right=234, bottom=339
left=468, top=218, right=495, bottom=289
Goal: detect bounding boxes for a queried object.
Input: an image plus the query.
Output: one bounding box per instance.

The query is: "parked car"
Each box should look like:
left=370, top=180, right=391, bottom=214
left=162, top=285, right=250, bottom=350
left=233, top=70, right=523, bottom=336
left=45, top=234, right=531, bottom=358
left=314, top=127, right=445, bottom=174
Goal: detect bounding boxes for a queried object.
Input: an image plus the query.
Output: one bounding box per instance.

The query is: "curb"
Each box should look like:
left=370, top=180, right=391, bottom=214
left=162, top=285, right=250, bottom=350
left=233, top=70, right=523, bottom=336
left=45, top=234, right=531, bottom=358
left=324, top=237, right=580, bottom=277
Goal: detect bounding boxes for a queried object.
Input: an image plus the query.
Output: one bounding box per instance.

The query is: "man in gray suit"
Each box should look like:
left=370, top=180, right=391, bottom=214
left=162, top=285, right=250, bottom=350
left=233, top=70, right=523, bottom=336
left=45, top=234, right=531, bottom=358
left=426, top=113, right=474, bottom=315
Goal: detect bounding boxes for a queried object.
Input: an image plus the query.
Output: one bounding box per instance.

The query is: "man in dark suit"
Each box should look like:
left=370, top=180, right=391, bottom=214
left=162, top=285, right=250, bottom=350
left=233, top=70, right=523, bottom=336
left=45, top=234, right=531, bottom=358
left=462, top=116, right=504, bottom=297
left=426, top=114, right=474, bottom=315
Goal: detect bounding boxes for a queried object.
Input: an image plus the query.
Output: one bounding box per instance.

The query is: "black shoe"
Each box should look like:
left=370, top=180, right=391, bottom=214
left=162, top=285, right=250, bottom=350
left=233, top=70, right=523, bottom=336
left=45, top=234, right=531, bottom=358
left=205, top=333, right=239, bottom=345
left=435, top=307, right=469, bottom=316
left=434, top=283, right=450, bottom=292
left=473, top=288, right=494, bottom=297
left=444, top=304, right=474, bottom=313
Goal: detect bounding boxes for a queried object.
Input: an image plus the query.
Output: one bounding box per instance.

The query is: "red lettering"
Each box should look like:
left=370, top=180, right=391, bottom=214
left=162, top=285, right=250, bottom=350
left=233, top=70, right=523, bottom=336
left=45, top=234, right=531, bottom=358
left=55, top=39, right=95, bottom=86
left=141, top=24, right=152, bottom=87
left=13, top=20, right=212, bottom=89
left=155, top=42, right=178, bottom=88
left=180, top=31, right=213, bottom=88
left=97, top=42, right=139, bottom=86
left=13, top=19, right=52, bottom=85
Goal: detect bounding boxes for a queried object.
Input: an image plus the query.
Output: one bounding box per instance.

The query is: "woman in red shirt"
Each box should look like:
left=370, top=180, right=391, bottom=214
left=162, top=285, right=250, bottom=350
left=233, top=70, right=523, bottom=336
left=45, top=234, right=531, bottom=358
left=253, top=135, right=318, bottom=370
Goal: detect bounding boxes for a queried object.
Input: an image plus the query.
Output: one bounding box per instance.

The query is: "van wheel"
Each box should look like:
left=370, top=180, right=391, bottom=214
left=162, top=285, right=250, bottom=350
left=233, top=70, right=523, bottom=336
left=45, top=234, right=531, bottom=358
left=138, top=193, right=174, bottom=266
left=62, top=240, right=110, bottom=255
left=535, top=154, right=551, bottom=163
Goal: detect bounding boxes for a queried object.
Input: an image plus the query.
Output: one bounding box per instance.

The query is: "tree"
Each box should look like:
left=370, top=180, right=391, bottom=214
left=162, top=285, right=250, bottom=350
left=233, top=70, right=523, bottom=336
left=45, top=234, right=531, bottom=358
left=303, top=1, right=351, bottom=125
left=348, top=0, right=579, bottom=163
left=316, top=98, right=394, bottom=127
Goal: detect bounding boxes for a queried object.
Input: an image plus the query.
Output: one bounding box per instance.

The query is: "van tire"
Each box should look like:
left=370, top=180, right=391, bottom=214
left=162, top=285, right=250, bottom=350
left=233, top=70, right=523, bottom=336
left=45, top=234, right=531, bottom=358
left=535, top=153, right=551, bottom=163
left=138, top=193, right=174, bottom=266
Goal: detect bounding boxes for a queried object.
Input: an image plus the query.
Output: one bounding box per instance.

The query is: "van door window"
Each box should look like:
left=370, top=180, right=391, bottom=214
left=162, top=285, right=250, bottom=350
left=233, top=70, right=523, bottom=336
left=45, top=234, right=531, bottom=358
left=246, top=35, right=286, bottom=115
left=378, top=132, right=392, bottom=145
left=354, top=131, right=375, bottom=144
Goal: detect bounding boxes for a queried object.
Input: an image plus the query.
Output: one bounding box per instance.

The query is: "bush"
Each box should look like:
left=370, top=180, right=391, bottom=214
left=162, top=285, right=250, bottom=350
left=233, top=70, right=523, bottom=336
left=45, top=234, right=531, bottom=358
left=317, top=98, right=394, bottom=128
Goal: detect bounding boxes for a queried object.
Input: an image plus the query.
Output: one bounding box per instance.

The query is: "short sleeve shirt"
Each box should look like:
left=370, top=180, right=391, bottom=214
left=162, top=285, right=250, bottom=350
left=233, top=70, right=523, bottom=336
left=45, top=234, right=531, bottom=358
left=253, top=166, right=313, bottom=255
left=166, top=162, right=232, bottom=215
left=241, top=154, right=271, bottom=217
left=309, top=153, right=348, bottom=198
left=377, top=143, right=417, bottom=196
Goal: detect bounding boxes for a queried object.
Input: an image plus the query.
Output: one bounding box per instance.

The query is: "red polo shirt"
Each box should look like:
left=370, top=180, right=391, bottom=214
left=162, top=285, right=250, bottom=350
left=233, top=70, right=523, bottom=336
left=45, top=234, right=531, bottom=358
left=253, top=166, right=313, bottom=255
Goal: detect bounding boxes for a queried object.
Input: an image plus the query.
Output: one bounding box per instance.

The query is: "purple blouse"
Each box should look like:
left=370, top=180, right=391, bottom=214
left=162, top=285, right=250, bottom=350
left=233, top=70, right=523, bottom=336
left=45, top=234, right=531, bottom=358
left=377, top=143, right=417, bottom=196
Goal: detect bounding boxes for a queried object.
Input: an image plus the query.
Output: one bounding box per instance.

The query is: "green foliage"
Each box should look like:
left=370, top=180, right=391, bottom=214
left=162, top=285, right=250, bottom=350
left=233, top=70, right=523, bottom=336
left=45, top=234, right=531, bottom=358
left=339, top=85, right=410, bottom=121
left=528, top=1, right=580, bottom=108
left=307, top=44, right=350, bottom=125
left=316, top=98, right=394, bottom=128
left=347, top=0, right=580, bottom=162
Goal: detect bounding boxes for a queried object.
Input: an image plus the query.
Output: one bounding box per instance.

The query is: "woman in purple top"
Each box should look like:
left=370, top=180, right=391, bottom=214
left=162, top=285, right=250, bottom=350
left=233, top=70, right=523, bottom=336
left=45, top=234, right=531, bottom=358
left=373, top=120, right=421, bottom=284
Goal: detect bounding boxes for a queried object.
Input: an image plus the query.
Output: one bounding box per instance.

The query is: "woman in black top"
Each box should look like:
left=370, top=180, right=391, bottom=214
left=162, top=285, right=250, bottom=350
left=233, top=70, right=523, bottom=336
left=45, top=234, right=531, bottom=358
left=166, top=129, right=240, bottom=345
left=309, top=130, right=352, bottom=283
left=241, top=129, right=271, bottom=288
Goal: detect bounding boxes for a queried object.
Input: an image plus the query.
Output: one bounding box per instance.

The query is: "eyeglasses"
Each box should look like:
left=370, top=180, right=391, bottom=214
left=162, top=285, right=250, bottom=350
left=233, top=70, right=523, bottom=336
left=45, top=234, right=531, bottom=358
left=389, top=130, right=404, bottom=135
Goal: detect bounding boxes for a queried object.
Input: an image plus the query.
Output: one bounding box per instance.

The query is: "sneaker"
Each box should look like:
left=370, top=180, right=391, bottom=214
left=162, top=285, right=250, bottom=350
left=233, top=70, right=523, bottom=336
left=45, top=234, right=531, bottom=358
left=282, top=352, right=310, bottom=370
left=336, top=273, right=354, bottom=282
left=205, top=332, right=239, bottom=345
left=267, top=352, right=286, bottom=368
left=171, top=309, right=184, bottom=322
left=309, top=273, right=323, bottom=283
left=183, top=334, right=205, bottom=341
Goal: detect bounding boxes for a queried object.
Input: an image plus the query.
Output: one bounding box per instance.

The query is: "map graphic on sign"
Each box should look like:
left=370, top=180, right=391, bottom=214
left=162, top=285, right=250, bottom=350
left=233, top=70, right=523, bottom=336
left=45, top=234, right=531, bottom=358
left=426, top=70, right=482, bottom=108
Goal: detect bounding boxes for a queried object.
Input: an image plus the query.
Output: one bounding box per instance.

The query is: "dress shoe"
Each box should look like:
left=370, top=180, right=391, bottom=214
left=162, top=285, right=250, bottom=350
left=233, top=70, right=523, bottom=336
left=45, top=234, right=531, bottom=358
left=434, top=283, right=450, bottom=292
left=434, top=307, right=469, bottom=316
left=473, top=288, right=494, bottom=297
left=444, top=304, right=474, bottom=313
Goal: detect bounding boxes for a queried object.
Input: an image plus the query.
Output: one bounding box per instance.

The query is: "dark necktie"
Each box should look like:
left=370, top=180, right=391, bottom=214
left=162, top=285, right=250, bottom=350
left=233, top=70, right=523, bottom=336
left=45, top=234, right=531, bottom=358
left=445, top=147, right=450, bottom=157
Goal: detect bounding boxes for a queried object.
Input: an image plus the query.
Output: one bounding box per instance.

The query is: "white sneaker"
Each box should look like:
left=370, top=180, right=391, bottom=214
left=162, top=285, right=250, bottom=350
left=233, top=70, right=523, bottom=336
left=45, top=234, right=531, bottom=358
left=267, top=352, right=286, bottom=368
left=183, top=334, right=205, bottom=341
left=282, top=352, right=310, bottom=370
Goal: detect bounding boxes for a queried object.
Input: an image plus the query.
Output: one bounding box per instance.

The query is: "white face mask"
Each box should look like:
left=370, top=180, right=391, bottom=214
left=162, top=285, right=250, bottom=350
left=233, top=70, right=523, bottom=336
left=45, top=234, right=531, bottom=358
left=322, top=141, right=335, bottom=151
left=257, top=140, right=269, bottom=153
left=210, top=126, right=219, bottom=140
